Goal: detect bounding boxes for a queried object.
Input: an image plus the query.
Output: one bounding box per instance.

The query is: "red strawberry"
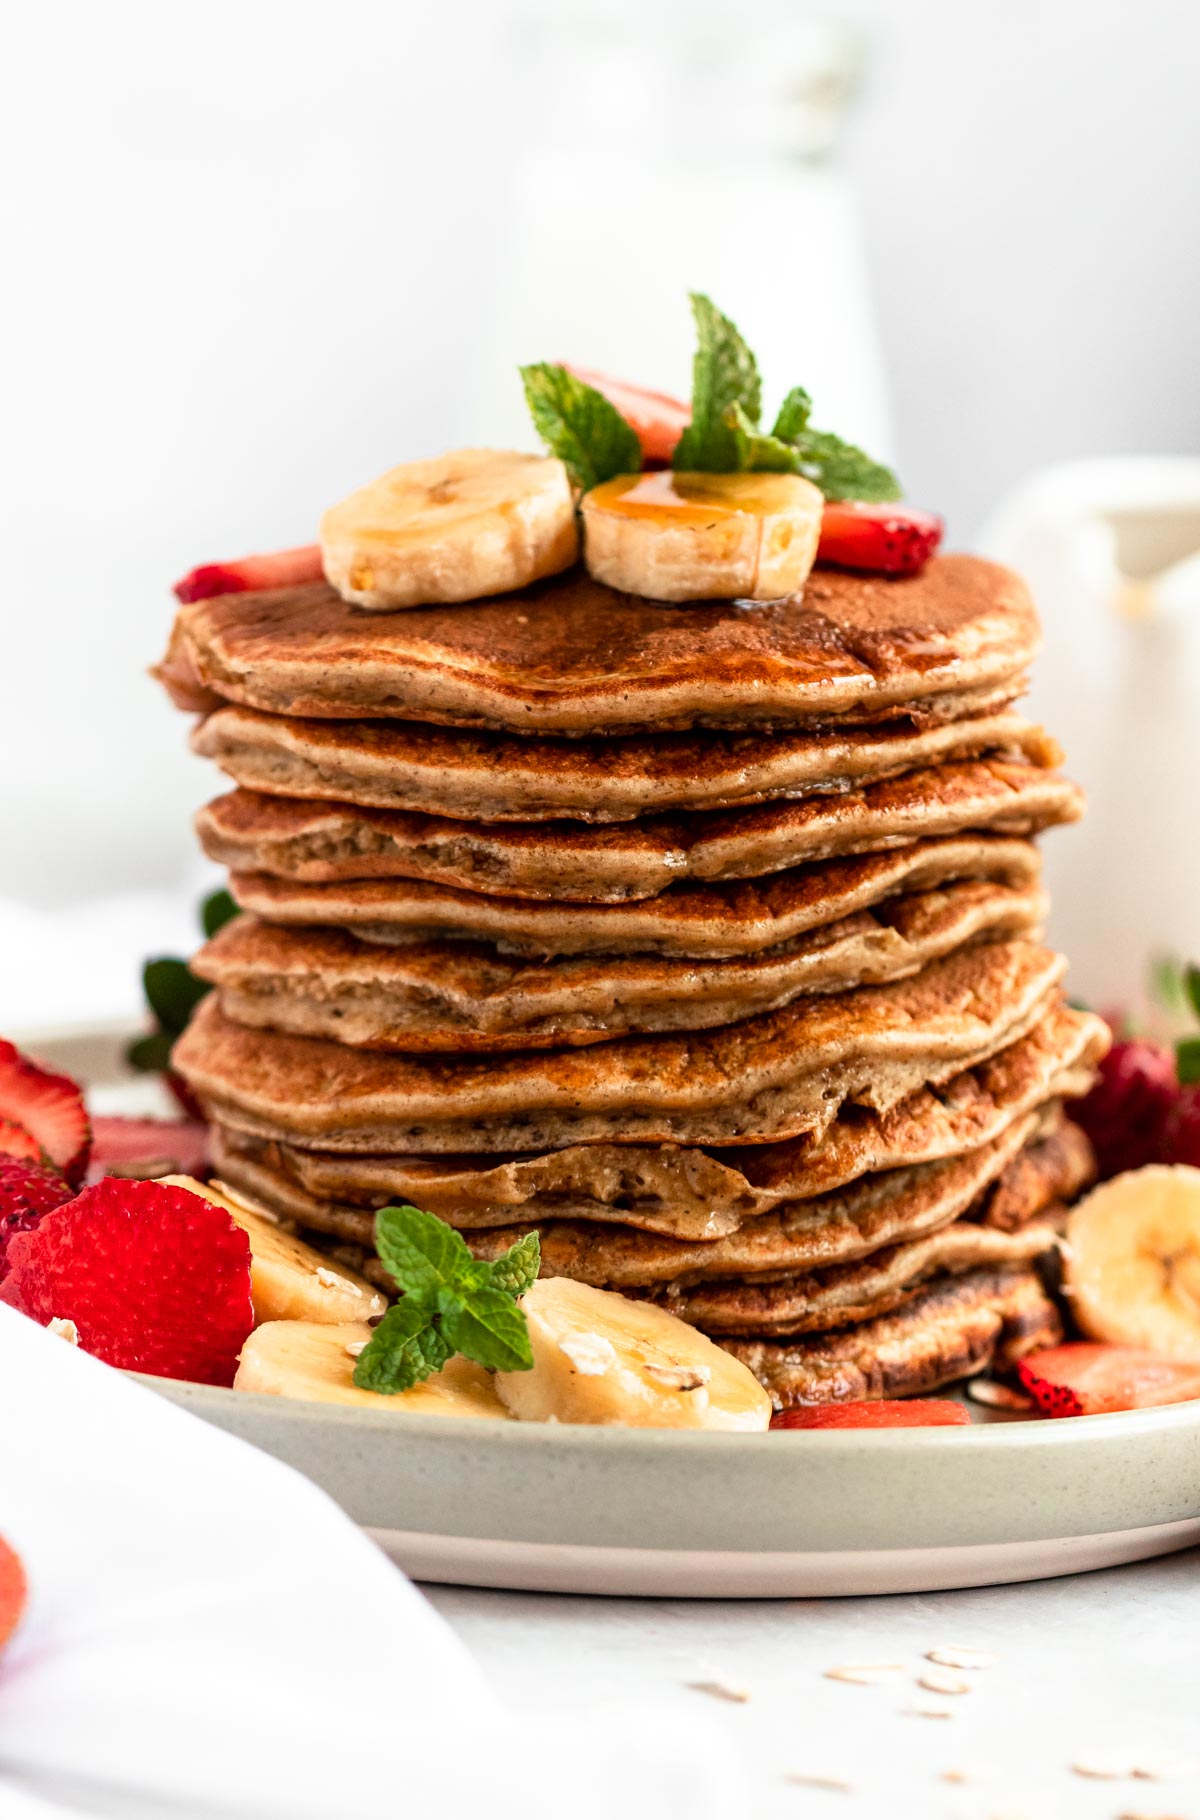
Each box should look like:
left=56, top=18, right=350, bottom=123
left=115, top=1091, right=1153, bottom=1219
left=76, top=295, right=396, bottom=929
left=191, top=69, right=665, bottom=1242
left=562, top=364, right=690, bottom=466
left=88, top=1116, right=209, bottom=1181
left=1073, top=1039, right=1177, bottom=1180
left=816, top=502, right=944, bottom=578
left=0, top=1118, right=44, bottom=1166
left=771, top=1399, right=970, bottom=1430
left=1161, top=1083, right=1200, bottom=1169
left=0, top=1538, right=26, bottom=1653
left=0, top=1155, right=74, bottom=1279
left=0, top=1042, right=90, bottom=1184
left=173, top=543, right=324, bottom=605
left=0, top=1177, right=254, bottom=1387
left=1017, top=1343, right=1200, bottom=1418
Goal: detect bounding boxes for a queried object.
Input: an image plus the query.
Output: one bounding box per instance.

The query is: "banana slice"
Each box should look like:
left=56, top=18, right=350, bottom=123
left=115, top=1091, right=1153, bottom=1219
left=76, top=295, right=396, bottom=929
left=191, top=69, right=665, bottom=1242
left=320, top=448, right=578, bottom=609
left=160, top=1175, right=387, bottom=1326
left=235, top=1320, right=509, bottom=1417
left=495, top=1277, right=771, bottom=1430
left=1066, top=1164, right=1200, bottom=1359
left=581, top=470, right=824, bottom=602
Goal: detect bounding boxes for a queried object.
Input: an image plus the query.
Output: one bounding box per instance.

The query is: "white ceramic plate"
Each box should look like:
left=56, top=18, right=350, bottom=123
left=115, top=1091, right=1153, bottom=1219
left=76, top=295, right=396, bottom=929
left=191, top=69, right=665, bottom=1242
left=23, top=1020, right=1200, bottom=1598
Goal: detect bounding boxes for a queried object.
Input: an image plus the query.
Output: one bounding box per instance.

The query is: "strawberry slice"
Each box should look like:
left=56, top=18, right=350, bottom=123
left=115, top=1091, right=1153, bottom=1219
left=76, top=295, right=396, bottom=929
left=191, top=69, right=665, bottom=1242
left=1, top=1177, right=254, bottom=1386
left=817, top=501, right=944, bottom=578
left=1017, top=1343, right=1200, bottom=1418
left=0, top=1155, right=73, bottom=1279
left=88, top=1115, right=209, bottom=1181
left=0, top=1538, right=26, bottom=1653
left=771, top=1398, right=970, bottom=1430
left=0, top=1043, right=90, bottom=1185
left=0, top=1118, right=44, bottom=1166
left=173, top=543, right=324, bottom=605
left=562, top=364, right=690, bottom=466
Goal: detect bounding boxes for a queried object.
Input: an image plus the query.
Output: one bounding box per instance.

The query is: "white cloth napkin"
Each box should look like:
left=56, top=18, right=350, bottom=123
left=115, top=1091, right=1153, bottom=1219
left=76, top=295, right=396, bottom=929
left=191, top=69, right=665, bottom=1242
left=0, top=1309, right=744, bottom=1820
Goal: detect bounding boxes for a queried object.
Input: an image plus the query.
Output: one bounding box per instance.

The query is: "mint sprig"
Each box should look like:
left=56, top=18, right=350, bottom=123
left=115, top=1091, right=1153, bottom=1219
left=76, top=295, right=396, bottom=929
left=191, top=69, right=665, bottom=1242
left=127, top=887, right=239, bottom=1075
left=353, top=1206, right=539, bottom=1395
left=519, top=363, right=641, bottom=493
left=673, top=293, right=761, bottom=472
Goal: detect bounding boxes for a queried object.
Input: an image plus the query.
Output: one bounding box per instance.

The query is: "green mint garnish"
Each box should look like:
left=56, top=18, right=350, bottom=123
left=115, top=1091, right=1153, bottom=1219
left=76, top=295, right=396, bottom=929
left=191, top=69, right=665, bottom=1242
left=127, top=887, right=239, bottom=1077
left=520, top=363, right=641, bottom=493
left=783, top=427, right=900, bottom=503
left=353, top=1205, right=539, bottom=1395
left=673, top=293, right=762, bottom=473
left=1177, top=1035, right=1200, bottom=1087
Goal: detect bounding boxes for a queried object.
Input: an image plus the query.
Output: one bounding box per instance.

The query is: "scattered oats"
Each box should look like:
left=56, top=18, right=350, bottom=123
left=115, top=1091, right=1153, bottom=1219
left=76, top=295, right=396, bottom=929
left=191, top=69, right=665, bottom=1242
left=902, top=1706, right=954, bottom=1720
left=47, top=1318, right=79, bottom=1345
left=643, top=1360, right=711, bottom=1392
left=1132, top=1759, right=1197, bottom=1782
left=824, top=1663, right=903, bottom=1685
left=1116, top=1811, right=1193, bottom=1820
left=941, top=1767, right=988, bottom=1785
left=967, top=1379, right=1033, bottom=1411
left=688, top=1676, right=751, bottom=1704
left=1071, top=1756, right=1137, bottom=1780
left=918, top=1670, right=971, bottom=1696
left=317, top=1266, right=360, bottom=1293
left=927, top=1646, right=996, bottom=1670
left=343, top=1339, right=368, bottom=1359
left=559, top=1332, right=616, bottom=1376
left=785, top=1773, right=854, bottom=1793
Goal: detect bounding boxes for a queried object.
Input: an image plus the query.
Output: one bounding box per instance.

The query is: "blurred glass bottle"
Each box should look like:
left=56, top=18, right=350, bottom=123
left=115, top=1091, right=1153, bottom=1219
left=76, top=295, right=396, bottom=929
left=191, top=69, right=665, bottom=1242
left=465, top=5, right=894, bottom=462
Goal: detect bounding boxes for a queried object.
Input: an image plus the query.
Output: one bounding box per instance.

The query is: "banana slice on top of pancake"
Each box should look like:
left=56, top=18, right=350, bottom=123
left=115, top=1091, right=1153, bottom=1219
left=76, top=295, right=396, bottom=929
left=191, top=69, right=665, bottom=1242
left=320, top=449, right=578, bottom=609
left=1065, top=1164, right=1200, bottom=1358
left=581, top=469, right=825, bottom=602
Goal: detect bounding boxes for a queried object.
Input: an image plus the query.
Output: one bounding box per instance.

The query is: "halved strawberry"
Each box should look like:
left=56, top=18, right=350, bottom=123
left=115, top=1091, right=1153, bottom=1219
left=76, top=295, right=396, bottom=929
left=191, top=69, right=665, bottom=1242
left=1017, top=1343, right=1200, bottom=1417
left=0, top=1043, right=90, bottom=1185
left=0, top=1155, right=74, bottom=1279
left=771, top=1399, right=970, bottom=1430
left=816, top=502, right=944, bottom=578
left=0, top=1538, right=26, bottom=1653
left=173, top=543, right=324, bottom=605
left=0, top=1118, right=44, bottom=1166
left=562, top=364, right=690, bottom=466
left=88, top=1115, right=209, bottom=1181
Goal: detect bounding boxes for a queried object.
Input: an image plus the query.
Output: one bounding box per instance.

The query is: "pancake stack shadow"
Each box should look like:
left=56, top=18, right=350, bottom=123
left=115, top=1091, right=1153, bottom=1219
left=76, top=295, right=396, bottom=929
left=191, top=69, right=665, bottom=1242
left=164, top=558, right=1109, bottom=1405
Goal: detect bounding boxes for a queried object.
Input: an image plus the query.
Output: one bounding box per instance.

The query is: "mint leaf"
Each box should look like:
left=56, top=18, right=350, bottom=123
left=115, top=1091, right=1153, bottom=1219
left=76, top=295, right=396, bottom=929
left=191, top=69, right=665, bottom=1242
left=202, top=888, right=239, bottom=939
left=788, top=428, right=900, bottom=502
left=1185, top=963, right=1200, bottom=1024
left=126, top=1031, right=175, bottom=1074
left=674, top=293, right=761, bottom=472
left=520, top=363, right=640, bottom=493
left=487, top=1230, right=541, bottom=1298
left=771, top=387, right=813, bottom=441
left=143, top=957, right=210, bottom=1038
left=440, top=1289, right=534, bottom=1373
left=1177, top=1035, right=1200, bottom=1087
left=374, top=1204, right=478, bottom=1299
left=724, top=402, right=803, bottom=475
left=352, top=1296, right=450, bottom=1394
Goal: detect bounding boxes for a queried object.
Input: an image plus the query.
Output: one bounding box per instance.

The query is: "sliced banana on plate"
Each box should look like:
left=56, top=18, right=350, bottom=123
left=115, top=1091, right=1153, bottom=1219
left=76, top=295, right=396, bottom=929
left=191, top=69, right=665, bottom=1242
left=235, top=1319, right=510, bottom=1417
left=581, top=469, right=824, bottom=602
left=320, top=448, right=578, bottom=609
left=161, top=1174, right=387, bottom=1326
left=495, top=1276, right=771, bottom=1430
left=1066, top=1164, right=1200, bottom=1358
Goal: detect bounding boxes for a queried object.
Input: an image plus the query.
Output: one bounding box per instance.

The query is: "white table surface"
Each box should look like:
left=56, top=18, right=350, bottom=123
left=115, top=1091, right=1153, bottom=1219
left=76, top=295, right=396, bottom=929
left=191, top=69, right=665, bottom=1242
left=427, top=1553, right=1200, bottom=1820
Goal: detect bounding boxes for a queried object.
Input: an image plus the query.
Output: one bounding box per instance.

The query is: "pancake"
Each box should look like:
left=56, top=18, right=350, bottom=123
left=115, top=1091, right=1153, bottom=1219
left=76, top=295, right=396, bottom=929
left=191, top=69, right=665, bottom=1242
left=722, top=1266, right=1063, bottom=1406
left=160, top=555, right=1041, bottom=734
left=191, top=706, right=1058, bottom=825
left=195, top=880, right=1047, bottom=1051
left=229, top=836, right=1046, bottom=962
left=173, top=940, right=1066, bottom=1153
left=207, top=1005, right=1107, bottom=1237
left=450, top=1113, right=1086, bottom=1296
left=198, top=758, right=1082, bottom=905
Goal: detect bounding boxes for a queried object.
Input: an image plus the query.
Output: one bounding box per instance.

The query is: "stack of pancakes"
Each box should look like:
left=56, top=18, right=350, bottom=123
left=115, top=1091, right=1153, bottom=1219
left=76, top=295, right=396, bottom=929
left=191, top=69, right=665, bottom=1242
left=163, top=556, right=1108, bottom=1405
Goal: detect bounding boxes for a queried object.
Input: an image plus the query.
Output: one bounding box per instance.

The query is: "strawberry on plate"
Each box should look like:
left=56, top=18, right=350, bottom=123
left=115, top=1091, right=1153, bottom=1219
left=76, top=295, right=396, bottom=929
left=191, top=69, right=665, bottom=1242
left=173, top=543, right=324, bottom=605
left=0, top=1538, right=26, bottom=1653
left=0, top=1177, right=254, bottom=1387
left=1072, top=1038, right=1178, bottom=1180
left=1017, top=1343, right=1200, bottom=1418
left=816, top=501, right=944, bottom=578
left=771, top=1399, right=970, bottom=1430
left=88, top=1116, right=209, bottom=1182
left=0, top=1156, right=74, bottom=1280
left=562, top=364, right=691, bottom=466
left=0, top=1042, right=90, bottom=1184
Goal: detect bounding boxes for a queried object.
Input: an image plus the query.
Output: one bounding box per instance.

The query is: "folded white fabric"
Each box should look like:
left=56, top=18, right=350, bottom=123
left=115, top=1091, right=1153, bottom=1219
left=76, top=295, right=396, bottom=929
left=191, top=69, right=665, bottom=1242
left=0, top=1309, right=744, bottom=1820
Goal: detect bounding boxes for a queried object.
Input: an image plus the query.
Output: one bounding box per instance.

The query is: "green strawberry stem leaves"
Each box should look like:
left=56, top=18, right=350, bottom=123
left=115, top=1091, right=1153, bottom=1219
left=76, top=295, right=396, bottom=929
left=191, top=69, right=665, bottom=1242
left=353, top=1206, right=540, bottom=1394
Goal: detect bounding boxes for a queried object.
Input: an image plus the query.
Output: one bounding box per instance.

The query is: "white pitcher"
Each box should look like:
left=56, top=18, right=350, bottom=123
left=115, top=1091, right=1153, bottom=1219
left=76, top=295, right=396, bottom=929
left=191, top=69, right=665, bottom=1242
left=981, top=458, right=1200, bottom=1015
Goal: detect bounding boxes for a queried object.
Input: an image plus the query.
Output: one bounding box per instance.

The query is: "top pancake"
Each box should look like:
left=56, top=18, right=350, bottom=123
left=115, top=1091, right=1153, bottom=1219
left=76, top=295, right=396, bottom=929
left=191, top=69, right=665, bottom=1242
left=160, top=555, right=1040, bottom=735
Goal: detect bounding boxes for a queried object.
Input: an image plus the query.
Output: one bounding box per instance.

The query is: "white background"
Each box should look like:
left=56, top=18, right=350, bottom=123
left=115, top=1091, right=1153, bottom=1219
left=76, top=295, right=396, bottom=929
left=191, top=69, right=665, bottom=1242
left=1, top=0, right=1197, bottom=934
